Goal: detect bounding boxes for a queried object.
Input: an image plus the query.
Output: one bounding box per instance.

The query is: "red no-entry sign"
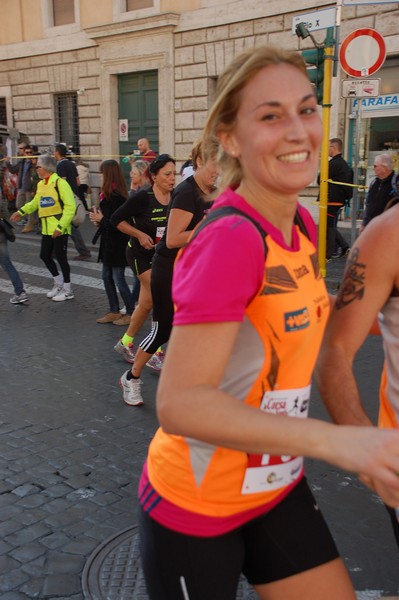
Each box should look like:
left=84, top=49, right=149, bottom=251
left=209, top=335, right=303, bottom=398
left=339, top=28, right=386, bottom=78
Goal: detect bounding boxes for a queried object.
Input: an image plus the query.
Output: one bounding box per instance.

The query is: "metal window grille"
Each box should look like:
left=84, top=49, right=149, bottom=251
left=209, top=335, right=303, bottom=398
left=52, top=0, right=75, bottom=26
left=0, top=98, right=6, bottom=126
left=54, top=93, right=80, bottom=154
left=126, top=0, right=153, bottom=11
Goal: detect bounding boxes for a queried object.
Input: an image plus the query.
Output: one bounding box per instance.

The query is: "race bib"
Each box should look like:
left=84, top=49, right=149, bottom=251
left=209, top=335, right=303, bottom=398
left=155, top=226, right=165, bottom=243
left=241, top=386, right=310, bottom=494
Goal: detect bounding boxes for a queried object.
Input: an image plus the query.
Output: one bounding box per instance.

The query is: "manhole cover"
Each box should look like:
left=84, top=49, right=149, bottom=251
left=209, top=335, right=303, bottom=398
left=82, top=526, right=259, bottom=599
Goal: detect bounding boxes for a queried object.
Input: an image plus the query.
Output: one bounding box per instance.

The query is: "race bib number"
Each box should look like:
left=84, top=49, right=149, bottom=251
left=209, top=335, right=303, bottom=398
left=155, top=226, right=165, bottom=243
left=241, top=386, right=310, bottom=494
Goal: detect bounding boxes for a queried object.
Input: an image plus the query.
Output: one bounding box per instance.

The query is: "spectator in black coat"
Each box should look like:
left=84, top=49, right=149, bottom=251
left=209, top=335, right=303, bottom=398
left=321, top=138, right=353, bottom=260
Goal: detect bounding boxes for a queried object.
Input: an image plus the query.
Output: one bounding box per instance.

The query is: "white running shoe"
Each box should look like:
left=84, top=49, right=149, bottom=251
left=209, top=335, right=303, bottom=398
left=52, top=288, right=74, bottom=302
left=47, top=284, right=63, bottom=299
left=119, top=371, right=143, bottom=406
left=114, top=340, right=136, bottom=364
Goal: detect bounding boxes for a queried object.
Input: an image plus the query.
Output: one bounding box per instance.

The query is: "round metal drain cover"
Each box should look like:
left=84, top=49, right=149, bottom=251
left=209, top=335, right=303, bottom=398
left=82, top=526, right=259, bottom=599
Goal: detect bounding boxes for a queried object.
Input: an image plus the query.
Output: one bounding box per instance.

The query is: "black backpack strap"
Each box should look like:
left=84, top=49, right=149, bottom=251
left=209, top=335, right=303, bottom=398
left=54, top=176, right=62, bottom=207
left=189, top=205, right=310, bottom=253
left=293, top=208, right=310, bottom=241
left=190, top=206, right=267, bottom=255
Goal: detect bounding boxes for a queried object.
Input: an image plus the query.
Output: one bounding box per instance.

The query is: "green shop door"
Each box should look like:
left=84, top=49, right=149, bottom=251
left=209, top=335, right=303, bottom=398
left=118, top=70, right=158, bottom=180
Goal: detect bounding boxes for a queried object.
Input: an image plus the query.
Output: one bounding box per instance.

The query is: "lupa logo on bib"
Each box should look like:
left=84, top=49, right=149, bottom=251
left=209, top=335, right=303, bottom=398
left=40, top=196, right=56, bottom=208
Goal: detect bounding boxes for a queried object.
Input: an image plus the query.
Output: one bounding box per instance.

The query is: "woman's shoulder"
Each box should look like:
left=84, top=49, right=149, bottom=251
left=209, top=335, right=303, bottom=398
left=128, top=184, right=153, bottom=202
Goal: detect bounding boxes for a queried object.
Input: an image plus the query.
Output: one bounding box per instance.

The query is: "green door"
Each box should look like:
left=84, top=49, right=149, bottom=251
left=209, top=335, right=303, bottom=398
left=118, top=70, right=158, bottom=180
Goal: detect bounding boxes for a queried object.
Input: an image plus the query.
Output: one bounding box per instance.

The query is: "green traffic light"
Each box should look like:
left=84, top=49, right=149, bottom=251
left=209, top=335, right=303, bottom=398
left=301, top=47, right=324, bottom=105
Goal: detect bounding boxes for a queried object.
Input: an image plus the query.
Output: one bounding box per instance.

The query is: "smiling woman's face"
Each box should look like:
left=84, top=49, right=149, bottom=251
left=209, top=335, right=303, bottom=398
left=225, top=63, right=323, bottom=197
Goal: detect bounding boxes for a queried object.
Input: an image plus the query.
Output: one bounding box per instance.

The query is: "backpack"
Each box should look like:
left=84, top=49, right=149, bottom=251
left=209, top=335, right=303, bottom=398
left=55, top=177, right=86, bottom=227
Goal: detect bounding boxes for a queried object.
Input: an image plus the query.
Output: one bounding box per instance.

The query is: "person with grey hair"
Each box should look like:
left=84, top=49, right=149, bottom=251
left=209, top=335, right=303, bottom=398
left=360, top=152, right=395, bottom=232
left=10, top=153, right=76, bottom=301
left=129, top=159, right=150, bottom=191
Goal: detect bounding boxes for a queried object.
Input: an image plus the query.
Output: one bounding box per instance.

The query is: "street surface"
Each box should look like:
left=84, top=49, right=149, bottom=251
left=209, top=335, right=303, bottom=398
left=0, top=220, right=397, bottom=599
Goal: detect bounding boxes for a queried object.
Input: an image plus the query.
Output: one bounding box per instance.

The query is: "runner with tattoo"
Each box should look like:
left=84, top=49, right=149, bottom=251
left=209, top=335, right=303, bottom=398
left=316, top=197, right=399, bottom=549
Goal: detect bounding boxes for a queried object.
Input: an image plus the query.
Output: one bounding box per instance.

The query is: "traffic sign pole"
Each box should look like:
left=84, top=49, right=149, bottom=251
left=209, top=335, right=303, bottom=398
left=351, top=101, right=363, bottom=245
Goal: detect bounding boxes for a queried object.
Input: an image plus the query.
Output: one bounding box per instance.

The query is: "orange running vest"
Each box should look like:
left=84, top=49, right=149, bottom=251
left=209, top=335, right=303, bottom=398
left=148, top=229, right=330, bottom=517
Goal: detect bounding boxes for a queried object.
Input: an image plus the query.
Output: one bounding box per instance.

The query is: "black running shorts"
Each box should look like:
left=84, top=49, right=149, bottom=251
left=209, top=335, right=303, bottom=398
left=138, top=477, right=339, bottom=600
left=126, top=244, right=152, bottom=276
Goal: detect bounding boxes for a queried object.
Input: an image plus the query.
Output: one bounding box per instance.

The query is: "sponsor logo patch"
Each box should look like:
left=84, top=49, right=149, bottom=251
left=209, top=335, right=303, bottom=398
left=40, top=196, right=56, bottom=208
left=284, top=307, right=310, bottom=331
left=293, top=264, right=309, bottom=279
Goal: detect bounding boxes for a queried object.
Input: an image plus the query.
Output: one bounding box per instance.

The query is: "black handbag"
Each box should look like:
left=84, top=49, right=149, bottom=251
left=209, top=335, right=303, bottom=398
left=0, top=218, right=16, bottom=242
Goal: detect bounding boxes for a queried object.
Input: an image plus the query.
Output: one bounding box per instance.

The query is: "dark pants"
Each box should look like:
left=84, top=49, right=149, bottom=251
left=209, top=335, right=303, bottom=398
left=0, top=230, right=24, bottom=295
left=40, top=234, right=71, bottom=283
left=327, top=204, right=348, bottom=258
left=385, top=505, right=399, bottom=549
left=102, top=264, right=134, bottom=314
left=139, top=254, right=175, bottom=355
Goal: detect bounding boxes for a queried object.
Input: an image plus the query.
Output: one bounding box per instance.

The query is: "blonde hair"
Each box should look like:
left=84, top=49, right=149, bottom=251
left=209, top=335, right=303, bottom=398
left=191, top=136, right=219, bottom=171
left=203, top=45, right=308, bottom=191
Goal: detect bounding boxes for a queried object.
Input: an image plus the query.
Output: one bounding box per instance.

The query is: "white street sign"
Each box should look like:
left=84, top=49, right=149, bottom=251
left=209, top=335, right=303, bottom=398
left=119, top=119, right=128, bottom=142
left=342, top=79, right=381, bottom=98
left=292, top=8, right=336, bottom=35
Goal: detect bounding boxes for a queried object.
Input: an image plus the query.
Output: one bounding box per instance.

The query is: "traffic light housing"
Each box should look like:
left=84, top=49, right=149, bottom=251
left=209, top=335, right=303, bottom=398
left=301, top=47, right=324, bottom=104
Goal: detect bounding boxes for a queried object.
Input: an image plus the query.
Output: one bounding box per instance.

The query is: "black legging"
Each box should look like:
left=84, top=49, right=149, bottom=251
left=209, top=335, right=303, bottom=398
left=78, top=184, right=89, bottom=211
left=385, top=505, right=399, bottom=549
left=40, top=234, right=71, bottom=283
left=139, top=253, right=175, bottom=355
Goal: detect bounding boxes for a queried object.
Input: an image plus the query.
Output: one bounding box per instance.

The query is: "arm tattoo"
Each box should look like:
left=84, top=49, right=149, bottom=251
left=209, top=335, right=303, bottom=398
left=335, top=248, right=366, bottom=309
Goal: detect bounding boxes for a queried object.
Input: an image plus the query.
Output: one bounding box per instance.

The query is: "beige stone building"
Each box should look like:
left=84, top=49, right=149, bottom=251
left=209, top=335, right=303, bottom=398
left=1, top=0, right=399, bottom=200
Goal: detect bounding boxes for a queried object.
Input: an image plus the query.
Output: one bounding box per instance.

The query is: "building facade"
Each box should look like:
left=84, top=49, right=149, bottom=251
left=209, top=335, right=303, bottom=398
left=1, top=0, right=398, bottom=202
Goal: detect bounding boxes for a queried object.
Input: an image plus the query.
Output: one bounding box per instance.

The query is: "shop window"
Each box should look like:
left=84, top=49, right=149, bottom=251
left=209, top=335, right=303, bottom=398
left=53, top=0, right=75, bottom=26
left=54, top=93, right=80, bottom=154
left=126, top=0, right=153, bottom=10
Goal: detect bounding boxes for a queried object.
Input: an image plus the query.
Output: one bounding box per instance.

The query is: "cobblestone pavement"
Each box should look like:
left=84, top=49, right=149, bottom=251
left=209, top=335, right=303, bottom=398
left=0, top=222, right=397, bottom=599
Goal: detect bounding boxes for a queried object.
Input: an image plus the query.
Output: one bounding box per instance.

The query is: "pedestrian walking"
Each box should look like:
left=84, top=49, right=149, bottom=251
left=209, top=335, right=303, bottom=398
left=323, top=138, right=352, bottom=260
left=137, top=45, right=399, bottom=600
left=5, top=143, right=36, bottom=232
left=10, top=154, right=75, bottom=302
left=54, top=143, right=92, bottom=261
left=89, top=159, right=135, bottom=324
left=0, top=218, right=29, bottom=304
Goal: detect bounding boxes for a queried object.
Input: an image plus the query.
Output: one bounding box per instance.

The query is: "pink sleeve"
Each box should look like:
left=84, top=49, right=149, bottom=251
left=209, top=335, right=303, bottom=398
left=172, top=217, right=265, bottom=325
